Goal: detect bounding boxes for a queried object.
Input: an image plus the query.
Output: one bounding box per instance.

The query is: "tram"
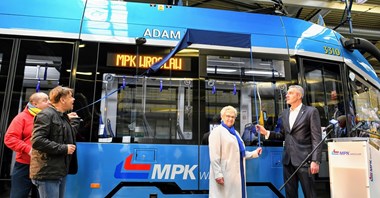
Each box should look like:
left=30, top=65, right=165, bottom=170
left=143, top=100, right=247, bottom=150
left=1, top=0, right=380, bottom=197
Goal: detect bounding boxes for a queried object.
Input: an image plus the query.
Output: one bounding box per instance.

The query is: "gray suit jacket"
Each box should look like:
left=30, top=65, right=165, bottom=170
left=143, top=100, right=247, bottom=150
left=269, top=104, right=322, bottom=166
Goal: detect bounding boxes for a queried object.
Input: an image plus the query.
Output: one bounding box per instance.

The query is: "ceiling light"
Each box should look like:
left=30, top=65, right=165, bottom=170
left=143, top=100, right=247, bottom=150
left=207, top=68, right=237, bottom=73
left=245, top=70, right=279, bottom=76
left=356, top=0, right=367, bottom=4
left=207, top=60, right=245, bottom=64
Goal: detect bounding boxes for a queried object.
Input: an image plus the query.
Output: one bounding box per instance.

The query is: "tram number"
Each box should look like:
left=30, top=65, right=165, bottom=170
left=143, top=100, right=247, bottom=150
left=323, top=46, right=341, bottom=56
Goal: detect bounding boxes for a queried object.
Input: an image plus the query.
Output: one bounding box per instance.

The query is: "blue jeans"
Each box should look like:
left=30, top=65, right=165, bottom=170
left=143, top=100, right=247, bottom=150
left=32, top=177, right=66, bottom=198
left=10, top=162, right=39, bottom=198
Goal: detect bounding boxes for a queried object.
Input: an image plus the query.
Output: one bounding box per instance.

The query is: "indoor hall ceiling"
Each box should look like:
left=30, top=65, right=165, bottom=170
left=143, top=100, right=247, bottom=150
left=123, top=0, right=380, bottom=77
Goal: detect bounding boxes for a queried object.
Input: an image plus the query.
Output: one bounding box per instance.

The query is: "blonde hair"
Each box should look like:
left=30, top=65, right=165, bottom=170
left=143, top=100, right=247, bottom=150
left=220, top=105, right=238, bottom=117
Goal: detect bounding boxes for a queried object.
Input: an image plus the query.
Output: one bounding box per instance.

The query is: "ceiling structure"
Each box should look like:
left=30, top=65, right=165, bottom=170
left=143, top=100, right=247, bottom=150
left=122, top=0, right=380, bottom=76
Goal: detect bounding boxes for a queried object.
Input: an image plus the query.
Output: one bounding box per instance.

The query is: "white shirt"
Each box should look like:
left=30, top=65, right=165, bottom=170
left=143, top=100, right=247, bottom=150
left=264, top=104, right=303, bottom=139
left=289, top=104, right=302, bottom=130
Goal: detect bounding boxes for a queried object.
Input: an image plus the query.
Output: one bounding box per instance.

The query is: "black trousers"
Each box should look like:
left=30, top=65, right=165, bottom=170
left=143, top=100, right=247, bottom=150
left=283, top=163, right=316, bottom=198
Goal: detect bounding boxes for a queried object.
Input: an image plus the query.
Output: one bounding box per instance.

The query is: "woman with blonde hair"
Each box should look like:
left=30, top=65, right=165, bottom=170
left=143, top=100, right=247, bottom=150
left=208, top=105, right=262, bottom=198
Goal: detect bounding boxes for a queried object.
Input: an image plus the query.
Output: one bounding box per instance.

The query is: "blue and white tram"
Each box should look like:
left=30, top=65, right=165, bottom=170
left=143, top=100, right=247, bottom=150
left=0, top=0, right=380, bottom=197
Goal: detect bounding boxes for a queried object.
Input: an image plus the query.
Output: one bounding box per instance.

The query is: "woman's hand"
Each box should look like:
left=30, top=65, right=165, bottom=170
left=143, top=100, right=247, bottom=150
left=215, top=177, right=224, bottom=185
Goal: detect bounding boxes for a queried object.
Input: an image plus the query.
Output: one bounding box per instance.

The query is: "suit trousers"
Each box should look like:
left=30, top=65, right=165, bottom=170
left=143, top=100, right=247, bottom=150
left=283, top=163, right=316, bottom=198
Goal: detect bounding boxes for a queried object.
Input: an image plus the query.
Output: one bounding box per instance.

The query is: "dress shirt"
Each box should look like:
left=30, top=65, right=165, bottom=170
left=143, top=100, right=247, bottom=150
left=264, top=104, right=303, bottom=139
left=289, top=104, right=302, bottom=130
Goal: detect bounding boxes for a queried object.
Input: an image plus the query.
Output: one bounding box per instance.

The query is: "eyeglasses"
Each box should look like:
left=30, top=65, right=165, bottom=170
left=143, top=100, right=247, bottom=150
left=225, top=115, right=236, bottom=119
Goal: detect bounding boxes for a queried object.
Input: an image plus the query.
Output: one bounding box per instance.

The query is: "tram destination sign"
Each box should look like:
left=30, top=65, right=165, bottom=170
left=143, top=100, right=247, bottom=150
left=107, top=53, right=190, bottom=71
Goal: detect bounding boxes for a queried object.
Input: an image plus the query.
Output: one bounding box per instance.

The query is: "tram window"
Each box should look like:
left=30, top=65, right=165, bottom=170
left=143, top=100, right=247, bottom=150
left=205, top=79, right=240, bottom=132
left=369, top=88, right=380, bottom=113
left=351, top=76, right=370, bottom=118
left=248, top=81, right=287, bottom=141
left=303, top=59, right=344, bottom=126
left=204, top=79, right=287, bottom=145
left=0, top=38, right=14, bottom=186
left=11, top=39, right=73, bottom=118
left=0, top=52, right=5, bottom=113
left=73, top=42, right=99, bottom=142
left=0, top=53, right=2, bottom=71
left=349, top=72, right=380, bottom=127
left=23, top=55, right=61, bottom=88
left=325, top=71, right=345, bottom=120
left=73, top=42, right=199, bottom=144
left=98, top=74, right=194, bottom=144
left=206, top=55, right=285, bottom=78
left=204, top=52, right=288, bottom=145
left=0, top=39, right=16, bottom=119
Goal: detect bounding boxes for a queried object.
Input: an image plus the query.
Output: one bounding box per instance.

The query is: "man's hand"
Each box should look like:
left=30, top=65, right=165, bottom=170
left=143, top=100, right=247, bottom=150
left=256, top=147, right=263, bottom=155
left=255, top=125, right=267, bottom=136
left=310, top=161, right=320, bottom=174
left=67, top=112, right=79, bottom=119
left=67, top=144, right=76, bottom=154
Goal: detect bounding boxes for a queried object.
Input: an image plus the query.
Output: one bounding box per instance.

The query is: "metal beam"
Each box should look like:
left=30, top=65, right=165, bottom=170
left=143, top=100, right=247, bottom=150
left=327, top=26, right=380, bottom=40
left=191, top=0, right=263, bottom=10
left=243, top=0, right=380, bottom=14
left=308, top=9, right=331, bottom=23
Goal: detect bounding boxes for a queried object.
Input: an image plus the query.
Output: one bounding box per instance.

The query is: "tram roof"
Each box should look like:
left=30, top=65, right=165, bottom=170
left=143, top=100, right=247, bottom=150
left=0, top=0, right=379, bottom=87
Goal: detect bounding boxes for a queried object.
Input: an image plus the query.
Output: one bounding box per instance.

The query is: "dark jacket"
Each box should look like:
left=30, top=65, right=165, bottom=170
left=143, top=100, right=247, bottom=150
left=269, top=105, right=322, bottom=166
left=30, top=106, right=79, bottom=180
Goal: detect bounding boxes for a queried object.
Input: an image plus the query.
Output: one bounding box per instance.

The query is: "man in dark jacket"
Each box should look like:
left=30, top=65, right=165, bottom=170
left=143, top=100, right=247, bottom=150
left=256, top=85, right=322, bottom=198
left=30, top=86, right=80, bottom=198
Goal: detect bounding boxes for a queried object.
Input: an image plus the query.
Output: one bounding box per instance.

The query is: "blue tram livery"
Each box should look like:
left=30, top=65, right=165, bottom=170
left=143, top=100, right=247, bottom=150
left=1, top=0, right=380, bottom=197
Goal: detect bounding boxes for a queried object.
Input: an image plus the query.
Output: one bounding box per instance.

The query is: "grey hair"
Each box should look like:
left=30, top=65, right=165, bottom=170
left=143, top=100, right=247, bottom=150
left=289, top=85, right=304, bottom=98
left=220, top=105, right=238, bottom=117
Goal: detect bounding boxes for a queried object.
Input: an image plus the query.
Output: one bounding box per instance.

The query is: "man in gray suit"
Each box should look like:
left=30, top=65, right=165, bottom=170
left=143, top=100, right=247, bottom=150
left=256, top=85, right=322, bottom=198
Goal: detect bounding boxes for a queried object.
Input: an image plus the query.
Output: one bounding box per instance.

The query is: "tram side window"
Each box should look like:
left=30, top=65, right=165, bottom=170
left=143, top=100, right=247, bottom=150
left=204, top=81, right=286, bottom=146
left=74, top=42, right=99, bottom=142
left=85, top=42, right=198, bottom=144
left=249, top=82, right=287, bottom=146
left=0, top=38, right=14, bottom=184
left=349, top=72, right=380, bottom=135
left=205, top=79, right=240, bottom=133
left=15, top=39, right=72, bottom=117
left=255, top=82, right=286, bottom=131
left=204, top=54, right=287, bottom=145
left=0, top=38, right=16, bottom=98
left=369, top=88, right=380, bottom=114
left=97, top=75, right=194, bottom=144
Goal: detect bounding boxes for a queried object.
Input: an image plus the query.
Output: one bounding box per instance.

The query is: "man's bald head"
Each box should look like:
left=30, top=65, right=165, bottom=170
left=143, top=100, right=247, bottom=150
left=29, top=92, right=49, bottom=110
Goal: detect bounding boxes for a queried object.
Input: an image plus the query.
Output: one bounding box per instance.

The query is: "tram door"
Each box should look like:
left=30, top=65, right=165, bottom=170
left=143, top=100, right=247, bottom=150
left=301, top=58, right=344, bottom=127
left=300, top=58, right=344, bottom=182
left=0, top=38, right=74, bottom=196
left=0, top=38, right=16, bottom=196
